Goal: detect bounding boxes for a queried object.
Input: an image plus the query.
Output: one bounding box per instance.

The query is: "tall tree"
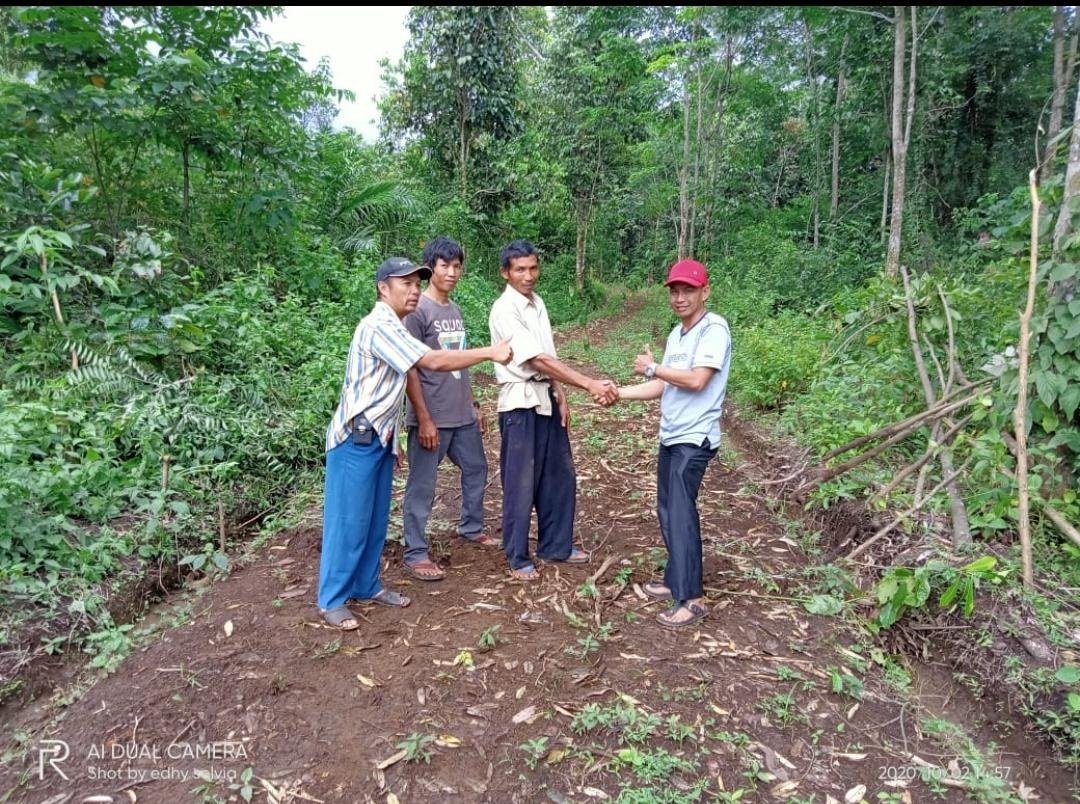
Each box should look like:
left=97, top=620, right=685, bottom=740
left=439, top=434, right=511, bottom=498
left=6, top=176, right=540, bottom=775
left=1042, top=6, right=1078, bottom=180
left=381, top=7, right=524, bottom=211
left=544, top=6, right=656, bottom=289
left=885, top=6, right=917, bottom=280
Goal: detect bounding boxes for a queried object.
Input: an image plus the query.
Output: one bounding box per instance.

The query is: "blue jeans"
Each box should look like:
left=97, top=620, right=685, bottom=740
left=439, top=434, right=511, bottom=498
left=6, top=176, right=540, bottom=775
left=498, top=401, right=576, bottom=570
left=317, top=438, right=395, bottom=610
left=657, top=440, right=717, bottom=602
left=402, top=422, right=489, bottom=564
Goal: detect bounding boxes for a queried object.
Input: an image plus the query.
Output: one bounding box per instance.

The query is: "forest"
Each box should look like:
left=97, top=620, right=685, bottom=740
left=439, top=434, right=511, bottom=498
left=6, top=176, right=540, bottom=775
left=1, top=6, right=1079, bottom=802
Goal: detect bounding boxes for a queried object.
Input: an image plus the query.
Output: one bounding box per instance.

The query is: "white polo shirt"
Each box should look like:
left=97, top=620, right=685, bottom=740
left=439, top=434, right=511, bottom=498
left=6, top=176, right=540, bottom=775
left=659, top=312, right=732, bottom=447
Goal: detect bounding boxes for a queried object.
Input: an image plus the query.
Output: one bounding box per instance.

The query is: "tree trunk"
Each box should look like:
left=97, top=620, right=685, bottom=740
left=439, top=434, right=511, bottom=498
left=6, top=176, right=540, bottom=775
left=805, top=20, right=822, bottom=249
left=1054, top=76, right=1080, bottom=256
left=830, top=35, right=848, bottom=222
left=458, top=89, right=469, bottom=203
left=689, top=57, right=704, bottom=258
left=1043, top=7, right=1078, bottom=180
left=885, top=7, right=916, bottom=280
left=880, top=148, right=891, bottom=245
left=575, top=202, right=588, bottom=291
left=1015, top=169, right=1040, bottom=589
left=182, top=139, right=191, bottom=230
left=677, top=82, right=692, bottom=259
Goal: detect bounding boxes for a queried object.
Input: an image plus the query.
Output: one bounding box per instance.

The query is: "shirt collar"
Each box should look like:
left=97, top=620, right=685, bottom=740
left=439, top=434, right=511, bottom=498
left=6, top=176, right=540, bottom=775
left=502, top=284, right=540, bottom=311
left=372, top=300, right=399, bottom=321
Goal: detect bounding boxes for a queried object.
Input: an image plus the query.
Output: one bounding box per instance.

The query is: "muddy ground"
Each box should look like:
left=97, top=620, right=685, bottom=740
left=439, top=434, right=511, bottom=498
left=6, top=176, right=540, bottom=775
left=1, top=311, right=1073, bottom=804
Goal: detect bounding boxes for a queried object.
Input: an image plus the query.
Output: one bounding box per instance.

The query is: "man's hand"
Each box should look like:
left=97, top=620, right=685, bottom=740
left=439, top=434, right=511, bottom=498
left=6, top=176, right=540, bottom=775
left=557, top=393, right=571, bottom=429
left=474, top=404, right=486, bottom=436
left=489, top=338, right=513, bottom=365
left=395, top=450, right=406, bottom=472
left=418, top=418, right=439, bottom=451
left=588, top=378, right=619, bottom=407
left=633, top=345, right=656, bottom=376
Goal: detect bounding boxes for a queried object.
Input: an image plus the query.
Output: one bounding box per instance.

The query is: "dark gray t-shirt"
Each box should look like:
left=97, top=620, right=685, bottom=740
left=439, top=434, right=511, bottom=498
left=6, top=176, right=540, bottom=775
left=404, top=294, right=475, bottom=428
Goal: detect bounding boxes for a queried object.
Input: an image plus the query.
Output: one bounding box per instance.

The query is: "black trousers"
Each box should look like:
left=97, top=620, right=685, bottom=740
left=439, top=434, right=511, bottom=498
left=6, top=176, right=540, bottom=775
left=498, top=399, right=576, bottom=570
left=657, top=440, right=717, bottom=602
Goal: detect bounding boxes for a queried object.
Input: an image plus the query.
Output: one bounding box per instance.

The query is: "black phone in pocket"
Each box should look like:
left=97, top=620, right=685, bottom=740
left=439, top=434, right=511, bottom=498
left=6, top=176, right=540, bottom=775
left=351, top=417, right=374, bottom=445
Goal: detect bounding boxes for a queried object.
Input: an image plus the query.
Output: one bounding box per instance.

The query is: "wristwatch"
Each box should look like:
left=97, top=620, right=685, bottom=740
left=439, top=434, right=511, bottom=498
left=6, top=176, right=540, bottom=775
left=644, top=363, right=657, bottom=379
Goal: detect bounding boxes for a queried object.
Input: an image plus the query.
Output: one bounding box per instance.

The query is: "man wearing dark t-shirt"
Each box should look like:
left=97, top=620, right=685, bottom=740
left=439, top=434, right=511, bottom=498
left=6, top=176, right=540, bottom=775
left=401, top=237, right=497, bottom=581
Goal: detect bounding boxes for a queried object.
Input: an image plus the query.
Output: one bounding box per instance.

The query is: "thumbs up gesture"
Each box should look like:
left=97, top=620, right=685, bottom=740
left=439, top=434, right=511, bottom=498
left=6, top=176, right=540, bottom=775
left=489, top=338, right=514, bottom=365
left=634, top=345, right=656, bottom=376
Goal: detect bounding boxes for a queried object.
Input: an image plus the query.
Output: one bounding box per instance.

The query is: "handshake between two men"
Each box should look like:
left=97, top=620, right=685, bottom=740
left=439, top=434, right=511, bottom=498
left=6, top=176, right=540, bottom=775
left=583, top=344, right=662, bottom=408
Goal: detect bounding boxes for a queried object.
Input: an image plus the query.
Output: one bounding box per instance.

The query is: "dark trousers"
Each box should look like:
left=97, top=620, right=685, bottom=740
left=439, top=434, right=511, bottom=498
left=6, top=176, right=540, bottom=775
left=657, top=440, right=717, bottom=602
left=498, top=401, right=576, bottom=570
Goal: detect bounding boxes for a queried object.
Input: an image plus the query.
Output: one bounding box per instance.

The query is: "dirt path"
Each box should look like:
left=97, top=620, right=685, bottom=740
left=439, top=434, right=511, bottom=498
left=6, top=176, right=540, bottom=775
left=1, top=303, right=1067, bottom=803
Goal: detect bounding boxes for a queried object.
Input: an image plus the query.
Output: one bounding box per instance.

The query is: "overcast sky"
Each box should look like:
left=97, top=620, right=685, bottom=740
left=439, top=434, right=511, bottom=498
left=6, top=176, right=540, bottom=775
left=260, top=6, right=411, bottom=140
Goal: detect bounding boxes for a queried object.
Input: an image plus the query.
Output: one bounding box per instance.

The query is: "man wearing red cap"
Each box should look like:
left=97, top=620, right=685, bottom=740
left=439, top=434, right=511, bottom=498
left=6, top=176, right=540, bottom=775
left=616, top=258, right=732, bottom=628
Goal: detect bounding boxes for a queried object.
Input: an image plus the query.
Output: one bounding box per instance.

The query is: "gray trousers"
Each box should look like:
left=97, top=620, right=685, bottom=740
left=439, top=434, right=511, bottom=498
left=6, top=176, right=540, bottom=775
left=403, top=421, right=488, bottom=563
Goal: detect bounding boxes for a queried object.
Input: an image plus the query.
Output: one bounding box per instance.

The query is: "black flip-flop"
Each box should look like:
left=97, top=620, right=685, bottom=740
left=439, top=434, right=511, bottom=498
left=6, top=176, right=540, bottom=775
left=656, top=601, right=707, bottom=629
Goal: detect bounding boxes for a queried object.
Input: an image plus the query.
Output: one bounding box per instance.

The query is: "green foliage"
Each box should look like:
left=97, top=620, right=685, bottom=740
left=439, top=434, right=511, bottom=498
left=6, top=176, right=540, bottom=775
left=873, top=556, right=1004, bottom=630
left=731, top=309, right=828, bottom=410
left=518, top=736, right=548, bottom=770
left=397, top=732, right=436, bottom=764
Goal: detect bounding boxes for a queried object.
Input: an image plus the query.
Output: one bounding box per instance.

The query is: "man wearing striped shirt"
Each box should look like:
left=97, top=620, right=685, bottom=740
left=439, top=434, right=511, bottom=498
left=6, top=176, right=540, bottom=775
left=318, top=257, right=512, bottom=630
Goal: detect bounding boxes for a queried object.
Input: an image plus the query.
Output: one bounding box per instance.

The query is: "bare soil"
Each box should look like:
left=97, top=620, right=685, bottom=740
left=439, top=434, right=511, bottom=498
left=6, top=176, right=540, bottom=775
left=1, top=310, right=1072, bottom=804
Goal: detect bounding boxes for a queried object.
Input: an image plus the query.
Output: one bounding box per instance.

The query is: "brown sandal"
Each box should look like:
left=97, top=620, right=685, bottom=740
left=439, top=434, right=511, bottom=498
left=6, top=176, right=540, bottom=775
left=404, top=558, right=445, bottom=582
left=509, top=564, right=540, bottom=581
left=463, top=532, right=499, bottom=547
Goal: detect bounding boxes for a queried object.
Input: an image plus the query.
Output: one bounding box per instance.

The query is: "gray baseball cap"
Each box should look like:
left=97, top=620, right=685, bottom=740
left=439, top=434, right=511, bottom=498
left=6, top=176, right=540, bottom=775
left=376, top=257, right=431, bottom=282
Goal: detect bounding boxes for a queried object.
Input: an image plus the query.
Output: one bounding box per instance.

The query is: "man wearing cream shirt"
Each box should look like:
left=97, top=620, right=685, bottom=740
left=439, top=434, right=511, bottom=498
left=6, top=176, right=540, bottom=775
left=488, top=240, right=618, bottom=581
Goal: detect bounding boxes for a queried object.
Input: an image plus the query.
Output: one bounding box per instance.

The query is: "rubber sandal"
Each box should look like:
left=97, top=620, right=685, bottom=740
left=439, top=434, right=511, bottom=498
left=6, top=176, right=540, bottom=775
left=656, top=601, right=707, bottom=629
left=643, top=582, right=672, bottom=600
left=404, top=558, right=445, bottom=582
left=462, top=532, right=499, bottom=547
left=320, top=605, right=360, bottom=630
left=364, top=588, right=411, bottom=608
left=509, top=564, right=540, bottom=581
left=563, top=548, right=590, bottom=564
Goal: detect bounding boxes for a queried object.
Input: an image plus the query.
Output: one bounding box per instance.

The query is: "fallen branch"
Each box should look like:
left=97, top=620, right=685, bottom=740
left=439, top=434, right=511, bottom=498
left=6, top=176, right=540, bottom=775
left=800, top=392, right=980, bottom=494
left=869, top=414, right=972, bottom=504
left=901, top=265, right=970, bottom=546
left=844, top=458, right=972, bottom=562
left=821, top=384, right=986, bottom=463
left=1000, top=430, right=1080, bottom=552
left=587, top=555, right=618, bottom=586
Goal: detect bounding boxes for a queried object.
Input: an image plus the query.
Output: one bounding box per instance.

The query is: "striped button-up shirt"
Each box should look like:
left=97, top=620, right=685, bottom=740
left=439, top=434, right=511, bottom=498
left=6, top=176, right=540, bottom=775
left=325, top=301, right=430, bottom=452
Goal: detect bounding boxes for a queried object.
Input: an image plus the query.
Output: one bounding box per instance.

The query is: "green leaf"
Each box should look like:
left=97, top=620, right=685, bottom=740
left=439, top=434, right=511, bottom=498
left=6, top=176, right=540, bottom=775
left=962, top=556, right=997, bottom=575
left=1060, top=385, right=1080, bottom=421
left=1055, top=665, right=1080, bottom=685
left=876, top=575, right=899, bottom=605
left=804, top=594, right=844, bottom=616
left=963, top=577, right=975, bottom=616
left=939, top=579, right=961, bottom=609
left=1049, top=261, right=1077, bottom=283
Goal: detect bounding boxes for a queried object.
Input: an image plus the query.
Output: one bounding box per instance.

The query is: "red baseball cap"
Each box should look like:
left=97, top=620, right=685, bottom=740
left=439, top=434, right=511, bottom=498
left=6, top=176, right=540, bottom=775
left=664, top=259, right=708, bottom=288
